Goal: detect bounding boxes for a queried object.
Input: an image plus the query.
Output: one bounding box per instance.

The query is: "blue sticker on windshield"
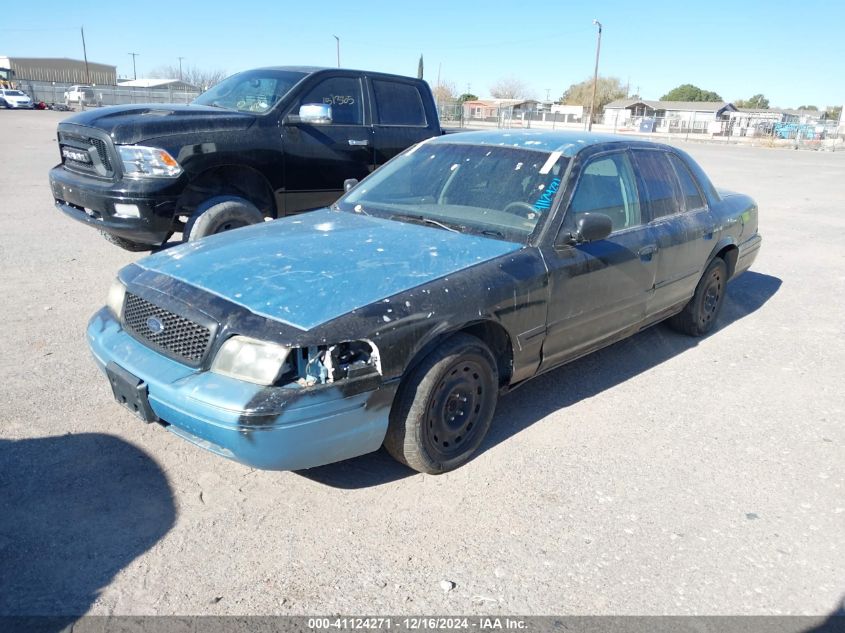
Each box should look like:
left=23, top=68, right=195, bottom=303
left=533, top=177, right=561, bottom=212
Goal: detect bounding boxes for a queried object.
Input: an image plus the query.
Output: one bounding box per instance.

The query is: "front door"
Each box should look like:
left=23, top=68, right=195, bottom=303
left=540, top=150, right=658, bottom=370
left=281, top=75, right=374, bottom=214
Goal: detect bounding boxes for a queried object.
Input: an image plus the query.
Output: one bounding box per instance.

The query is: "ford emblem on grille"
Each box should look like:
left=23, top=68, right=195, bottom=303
left=146, top=317, right=165, bottom=335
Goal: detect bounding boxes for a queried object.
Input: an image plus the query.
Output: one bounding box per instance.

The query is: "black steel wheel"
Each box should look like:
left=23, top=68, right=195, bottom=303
left=668, top=257, right=728, bottom=337
left=384, top=333, right=498, bottom=474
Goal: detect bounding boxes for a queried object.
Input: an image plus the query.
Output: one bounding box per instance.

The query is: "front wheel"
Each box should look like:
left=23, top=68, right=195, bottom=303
left=384, top=333, right=499, bottom=474
left=668, top=257, right=728, bottom=336
left=184, top=197, right=264, bottom=241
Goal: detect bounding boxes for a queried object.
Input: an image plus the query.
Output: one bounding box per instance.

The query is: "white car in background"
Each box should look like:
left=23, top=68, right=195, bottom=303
left=0, top=89, right=34, bottom=109
left=64, top=85, right=96, bottom=106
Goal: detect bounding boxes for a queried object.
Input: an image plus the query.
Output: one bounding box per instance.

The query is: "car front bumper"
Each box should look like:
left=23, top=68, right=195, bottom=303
left=50, top=165, right=182, bottom=245
left=87, top=308, right=395, bottom=470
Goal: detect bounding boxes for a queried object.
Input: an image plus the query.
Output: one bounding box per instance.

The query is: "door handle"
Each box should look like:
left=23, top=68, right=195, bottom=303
left=638, top=245, right=658, bottom=260
left=348, top=139, right=370, bottom=146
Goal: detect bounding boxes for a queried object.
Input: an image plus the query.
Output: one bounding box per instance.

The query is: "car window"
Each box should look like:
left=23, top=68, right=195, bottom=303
left=298, top=76, right=364, bottom=125
left=668, top=153, right=705, bottom=211
left=633, top=150, right=683, bottom=220
left=193, top=69, right=305, bottom=114
left=568, top=151, right=641, bottom=232
left=372, top=80, right=427, bottom=126
left=339, top=142, right=568, bottom=243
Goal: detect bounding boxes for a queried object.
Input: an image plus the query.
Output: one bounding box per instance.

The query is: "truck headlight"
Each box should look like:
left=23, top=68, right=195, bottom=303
left=117, top=145, right=183, bottom=178
left=211, top=336, right=291, bottom=386
left=106, top=279, right=126, bottom=320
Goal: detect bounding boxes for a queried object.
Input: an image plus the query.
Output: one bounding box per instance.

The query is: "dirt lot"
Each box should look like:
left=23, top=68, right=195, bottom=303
left=0, top=110, right=842, bottom=617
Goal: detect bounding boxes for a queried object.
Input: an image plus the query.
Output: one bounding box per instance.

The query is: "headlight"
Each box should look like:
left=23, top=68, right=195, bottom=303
left=211, top=336, right=291, bottom=386
left=117, top=145, right=183, bottom=178
left=106, top=278, right=126, bottom=320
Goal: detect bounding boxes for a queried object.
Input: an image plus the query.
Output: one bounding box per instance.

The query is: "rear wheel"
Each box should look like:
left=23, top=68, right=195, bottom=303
left=668, top=257, right=728, bottom=336
left=384, top=333, right=498, bottom=474
left=185, top=197, right=264, bottom=241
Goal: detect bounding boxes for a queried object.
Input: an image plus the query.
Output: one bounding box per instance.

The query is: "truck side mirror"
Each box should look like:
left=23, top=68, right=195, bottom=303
left=286, top=103, right=333, bottom=125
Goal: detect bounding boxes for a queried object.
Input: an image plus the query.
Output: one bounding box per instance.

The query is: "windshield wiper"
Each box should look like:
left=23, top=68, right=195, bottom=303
left=390, top=213, right=461, bottom=233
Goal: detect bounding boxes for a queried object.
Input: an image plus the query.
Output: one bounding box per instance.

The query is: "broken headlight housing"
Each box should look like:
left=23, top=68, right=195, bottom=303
left=211, top=336, right=291, bottom=386
left=117, top=145, right=183, bottom=178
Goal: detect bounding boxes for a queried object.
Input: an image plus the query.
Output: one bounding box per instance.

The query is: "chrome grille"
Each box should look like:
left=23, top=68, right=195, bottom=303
left=123, top=293, right=213, bottom=366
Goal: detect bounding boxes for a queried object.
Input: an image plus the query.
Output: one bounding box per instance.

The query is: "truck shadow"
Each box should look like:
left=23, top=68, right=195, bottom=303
left=297, top=271, right=781, bottom=489
left=0, top=433, right=176, bottom=631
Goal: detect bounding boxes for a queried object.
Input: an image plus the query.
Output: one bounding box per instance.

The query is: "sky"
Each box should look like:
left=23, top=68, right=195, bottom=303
left=2, top=0, right=843, bottom=109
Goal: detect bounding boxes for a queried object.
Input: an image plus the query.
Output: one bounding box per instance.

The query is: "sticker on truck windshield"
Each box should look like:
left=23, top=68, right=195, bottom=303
left=532, top=177, right=561, bottom=213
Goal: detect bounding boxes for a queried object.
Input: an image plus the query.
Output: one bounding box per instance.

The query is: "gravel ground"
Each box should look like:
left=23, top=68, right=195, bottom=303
left=0, top=110, right=842, bottom=617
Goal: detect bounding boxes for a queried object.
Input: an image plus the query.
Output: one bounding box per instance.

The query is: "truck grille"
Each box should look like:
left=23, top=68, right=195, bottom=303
left=58, top=129, right=114, bottom=178
left=123, top=293, right=213, bottom=366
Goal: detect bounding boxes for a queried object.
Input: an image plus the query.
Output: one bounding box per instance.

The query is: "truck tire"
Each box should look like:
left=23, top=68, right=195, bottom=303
left=384, top=333, right=498, bottom=474
left=99, top=231, right=154, bottom=252
left=185, top=197, right=264, bottom=241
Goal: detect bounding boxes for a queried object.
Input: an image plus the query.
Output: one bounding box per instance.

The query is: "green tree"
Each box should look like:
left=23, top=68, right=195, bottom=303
left=417, top=55, right=424, bottom=80
left=458, top=93, right=478, bottom=103
left=660, top=84, right=722, bottom=102
left=560, top=76, right=626, bottom=121
left=822, top=105, right=842, bottom=121
left=735, top=94, right=769, bottom=109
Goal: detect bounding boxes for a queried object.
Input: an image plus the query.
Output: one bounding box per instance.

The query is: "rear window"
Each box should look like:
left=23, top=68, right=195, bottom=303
left=373, top=80, right=426, bottom=126
left=633, top=150, right=682, bottom=220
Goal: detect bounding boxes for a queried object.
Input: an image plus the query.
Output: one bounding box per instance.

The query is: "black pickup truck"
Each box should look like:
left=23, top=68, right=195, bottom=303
left=49, top=66, right=444, bottom=250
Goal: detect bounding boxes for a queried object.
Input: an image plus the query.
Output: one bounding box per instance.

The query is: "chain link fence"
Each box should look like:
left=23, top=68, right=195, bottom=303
left=11, top=79, right=201, bottom=108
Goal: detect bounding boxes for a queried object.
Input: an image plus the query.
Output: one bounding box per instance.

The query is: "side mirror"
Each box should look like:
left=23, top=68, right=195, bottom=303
left=286, top=103, right=332, bottom=125
left=573, top=213, right=612, bottom=243
left=343, top=178, right=359, bottom=192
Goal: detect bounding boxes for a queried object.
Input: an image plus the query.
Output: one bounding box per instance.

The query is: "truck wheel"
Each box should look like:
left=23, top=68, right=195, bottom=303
left=667, top=257, right=728, bottom=337
left=384, top=333, right=498, bottom=474
left=185, top=197, right=264, bottom=241
left=99, top=231, right=154, bottom=252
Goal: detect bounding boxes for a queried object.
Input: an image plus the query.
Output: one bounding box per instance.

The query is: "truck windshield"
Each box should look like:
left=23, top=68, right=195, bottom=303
left=193, top=69, right=307, bottom=114
left=337, top=142, right=569, bottom=243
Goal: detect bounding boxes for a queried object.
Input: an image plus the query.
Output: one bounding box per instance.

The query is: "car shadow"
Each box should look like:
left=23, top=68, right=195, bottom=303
left=0, top=433, right=176, bottom=631
left=297, top=271, right=781, bottom=489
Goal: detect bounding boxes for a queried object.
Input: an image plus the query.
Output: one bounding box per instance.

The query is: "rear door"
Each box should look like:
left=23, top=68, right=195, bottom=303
left=632, top=149, right=716, bottom=315
left=540, top=149, right=658, bottom=369
left=281, top=74, right=374, bottom=214
left=370, top=78, right=438, bottom=166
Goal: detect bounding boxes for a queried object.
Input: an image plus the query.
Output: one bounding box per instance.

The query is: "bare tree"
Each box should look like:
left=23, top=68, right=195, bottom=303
left=432, top=80, right=457, bottom=105
left=489, top=76, right=531, bottom=100
left=148, top=64, right=228, bottom=91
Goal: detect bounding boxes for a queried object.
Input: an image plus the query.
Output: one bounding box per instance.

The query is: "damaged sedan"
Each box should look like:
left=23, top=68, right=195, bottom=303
left=88, top=130, right=761, bottom=474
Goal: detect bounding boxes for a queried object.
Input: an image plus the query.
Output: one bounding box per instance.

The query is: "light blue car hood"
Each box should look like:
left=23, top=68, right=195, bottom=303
left=137, top=208, right=521, bottom=331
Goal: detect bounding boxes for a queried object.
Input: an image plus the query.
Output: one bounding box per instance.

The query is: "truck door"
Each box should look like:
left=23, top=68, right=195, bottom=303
left=281, top=75, right=374, bottom=214
left=370, top=78, right=438, bottom=166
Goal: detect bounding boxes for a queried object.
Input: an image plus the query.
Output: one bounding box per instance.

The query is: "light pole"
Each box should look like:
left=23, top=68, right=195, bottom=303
left=333, top=35, right=340, bottom=68
left=587, top=19, right=602, bottom=132
left=128, top=52, right=139, bottom=80
left=177, top=56, right=185, bottom=82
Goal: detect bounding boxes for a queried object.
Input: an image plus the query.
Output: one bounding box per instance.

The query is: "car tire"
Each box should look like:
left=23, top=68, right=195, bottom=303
left=668, top=257, right=728, bottom=337
left=184, top=197, right=264, bottom=241
left=384, top=333, right=499, bottom=474
left=99, top=231, right=154, bottom=252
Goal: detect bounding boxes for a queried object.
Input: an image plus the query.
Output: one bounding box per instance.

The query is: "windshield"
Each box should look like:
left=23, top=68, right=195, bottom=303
left=337, top=141, right=569, bottom=243
left=193, top=69, right=306, bottom=114
left=5, top=90, right=26, bottom=96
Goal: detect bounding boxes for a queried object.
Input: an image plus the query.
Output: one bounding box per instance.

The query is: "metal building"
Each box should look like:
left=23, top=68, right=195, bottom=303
left=0, top=56, right=117, bottom=86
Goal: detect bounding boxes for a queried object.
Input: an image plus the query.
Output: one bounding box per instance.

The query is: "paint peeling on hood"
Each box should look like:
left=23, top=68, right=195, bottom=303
left=136, top=208, right=521, bottom=331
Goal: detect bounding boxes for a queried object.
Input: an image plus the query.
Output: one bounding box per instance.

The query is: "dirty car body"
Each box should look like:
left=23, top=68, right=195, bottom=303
left=88, top=130, right=762, bottom=473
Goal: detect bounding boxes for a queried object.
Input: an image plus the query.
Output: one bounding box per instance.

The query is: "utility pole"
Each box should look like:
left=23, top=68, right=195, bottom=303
left=80, top=27, right=91, bottom=85
left=545, top=88, right=551, bottom=101
left=587, top=19, right=602, bottom=132
left=333, top=36, right=340, bottom=68
left=128, top=52, right=139, bottom=80
left=177, top=56, right=185, bottom=82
